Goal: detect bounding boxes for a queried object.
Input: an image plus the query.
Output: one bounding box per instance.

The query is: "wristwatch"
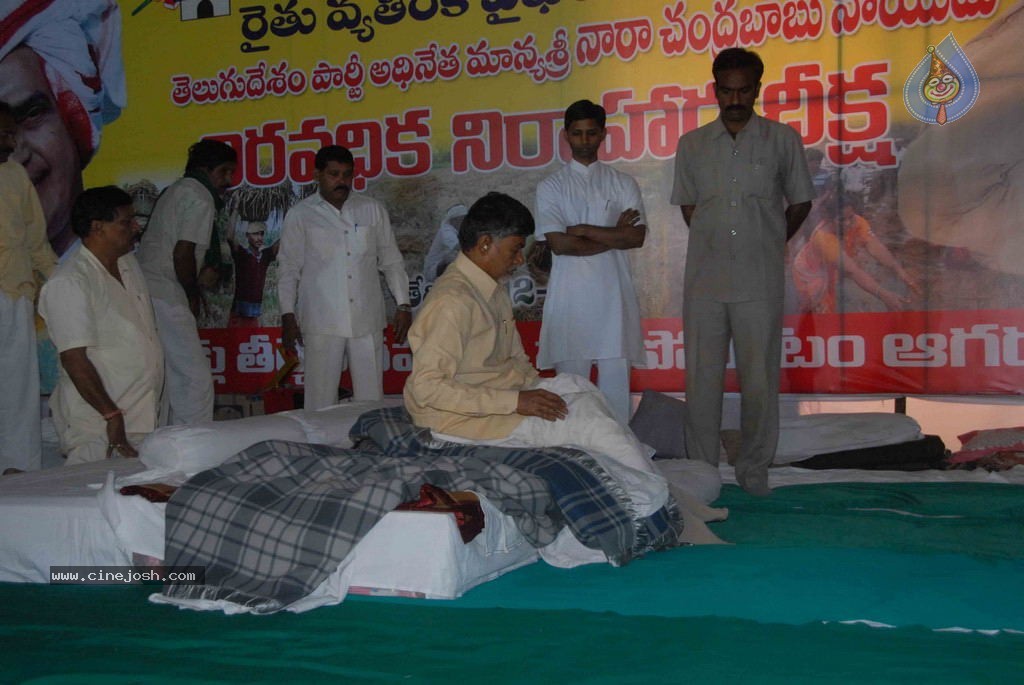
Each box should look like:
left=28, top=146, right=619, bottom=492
left=397, top=304, right=412, bottom=312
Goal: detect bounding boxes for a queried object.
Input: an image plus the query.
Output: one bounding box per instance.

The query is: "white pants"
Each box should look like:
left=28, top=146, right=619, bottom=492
left=65, top=432, right=149, bottom=466
left=152, top=298, right=213, bottom=426
left=302, top=331, right=383, bottom=410
left=437, top=373, right=666, bottom=518
left=434, top=373, right=668, bottom=568
left=554, top=357, right=631, bottom=425
left=0, top=293, right=41, bottom=471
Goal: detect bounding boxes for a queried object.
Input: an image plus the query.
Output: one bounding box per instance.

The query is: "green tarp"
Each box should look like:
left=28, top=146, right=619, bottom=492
left=2, top=482, right=1022, bottom=683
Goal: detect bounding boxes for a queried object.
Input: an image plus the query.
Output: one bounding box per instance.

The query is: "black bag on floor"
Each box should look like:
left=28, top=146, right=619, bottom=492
left=790, top=435, right=948, bottom=471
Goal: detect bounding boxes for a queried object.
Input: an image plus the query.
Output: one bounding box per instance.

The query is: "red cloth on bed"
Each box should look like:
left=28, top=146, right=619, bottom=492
left=396, top=484, right=485, bottom=543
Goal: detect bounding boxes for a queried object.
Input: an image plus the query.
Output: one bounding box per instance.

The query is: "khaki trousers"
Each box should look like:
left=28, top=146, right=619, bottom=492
left=682, top=297, right=782, bottom=480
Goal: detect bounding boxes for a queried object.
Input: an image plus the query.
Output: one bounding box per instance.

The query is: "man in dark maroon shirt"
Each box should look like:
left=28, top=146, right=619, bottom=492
left=229, top=221, right=278, bottom=327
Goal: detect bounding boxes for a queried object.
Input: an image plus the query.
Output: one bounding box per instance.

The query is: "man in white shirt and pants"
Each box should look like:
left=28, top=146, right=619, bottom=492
left=136, top=139, right=237, bottom=425
left=534, top=99, right=647, bottom=424
left=39, top=186, right=163, bottom=464
left=277, top=145, right=412, bottom=409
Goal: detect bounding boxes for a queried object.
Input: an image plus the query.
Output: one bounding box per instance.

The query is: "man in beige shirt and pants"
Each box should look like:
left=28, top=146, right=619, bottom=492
left=404, top=193, right=668, bottom=540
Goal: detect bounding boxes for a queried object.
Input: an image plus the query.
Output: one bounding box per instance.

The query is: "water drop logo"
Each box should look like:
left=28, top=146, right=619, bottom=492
left=904, top=33, right=979, bottom=125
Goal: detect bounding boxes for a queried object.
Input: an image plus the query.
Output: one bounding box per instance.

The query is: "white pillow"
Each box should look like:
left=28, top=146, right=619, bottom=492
left=285, top=399, right=403, bottom=447
left=775, top=412, right=922, bottom=463
left=139, top=414, right=308, bottom=473
left=654, top=458, right=721, bottom=505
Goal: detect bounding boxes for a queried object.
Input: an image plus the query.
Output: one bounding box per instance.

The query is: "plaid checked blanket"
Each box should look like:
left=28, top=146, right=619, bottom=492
left=160, top=407, right=680, bottom=613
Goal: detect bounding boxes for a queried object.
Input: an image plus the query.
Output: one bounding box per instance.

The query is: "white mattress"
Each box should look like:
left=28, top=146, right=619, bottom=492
left=0, top=460, right=138, bottom=582
left=8, top=455, right=1018, bottom=583
left=0, top=459, right=539, bottom=601
left=9, top=437, right=1017, bottom=608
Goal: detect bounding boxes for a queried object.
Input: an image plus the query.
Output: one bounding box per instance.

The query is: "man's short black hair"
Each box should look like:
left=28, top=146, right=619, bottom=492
left=712, top=47, right=765, bottom=82
left=185, top=139, right=237, bottom=173
left=0, top=100, right=12, bottom=118
left=315, top=145, right=355, bottom=170
left=459, top=192, right=534, bottom=251
left=564, top=99, right=606, bottom=130
left=71, top=186, right=133, bottom=238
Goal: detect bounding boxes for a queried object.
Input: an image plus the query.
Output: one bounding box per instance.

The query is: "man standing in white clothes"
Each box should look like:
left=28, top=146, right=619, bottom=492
left=0, top=101, right=57, bottom=472
left=534, top=99, right=647, bottom=424
left=39, top=186, right=163, bottom=464
left=136, top=139, right=237, bottom=425
left=277, top=145, right=412, bottom=409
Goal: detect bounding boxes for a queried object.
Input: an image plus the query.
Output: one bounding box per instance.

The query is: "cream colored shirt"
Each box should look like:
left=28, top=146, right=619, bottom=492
left=39, top=246, right=164, bottom=454
left=404, top=252, right=539, bottom=439
left=277, top=192, right=410, bottom=338
left=0, top=160, right=56, bottom=300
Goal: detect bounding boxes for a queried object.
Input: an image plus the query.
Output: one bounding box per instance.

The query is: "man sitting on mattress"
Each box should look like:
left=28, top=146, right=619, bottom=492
left=403, top=192, right=672, bottom=562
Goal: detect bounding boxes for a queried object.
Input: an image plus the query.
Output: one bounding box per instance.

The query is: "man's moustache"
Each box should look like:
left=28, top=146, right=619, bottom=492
left=334, top=185, right=350, bottom=192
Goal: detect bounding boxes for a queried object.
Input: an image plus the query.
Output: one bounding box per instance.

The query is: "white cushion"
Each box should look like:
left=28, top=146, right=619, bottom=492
left=139, top=414, right=308, bottom=473
left=655, top=458, right=721, bottom=504
left=775, top=413, right=923, bottom=463
left=285, top=399, right=403, bottom=447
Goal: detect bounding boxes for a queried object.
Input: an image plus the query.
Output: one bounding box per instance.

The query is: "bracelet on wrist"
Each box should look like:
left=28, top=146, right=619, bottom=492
left=102, top=409, right=124, bottom=422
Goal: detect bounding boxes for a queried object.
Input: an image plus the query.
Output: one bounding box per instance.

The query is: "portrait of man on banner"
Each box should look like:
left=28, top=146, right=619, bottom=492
left=0, top=0, right=127, bottom=256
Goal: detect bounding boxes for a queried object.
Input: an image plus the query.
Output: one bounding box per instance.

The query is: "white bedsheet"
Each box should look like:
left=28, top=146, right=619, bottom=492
left=0, top=458, right=540, bottom=603
left=7, top=404, right=1020, bottom=606
left=0, top=459, right=139, bottom=583
left=437, top=374, right=670, bottom=518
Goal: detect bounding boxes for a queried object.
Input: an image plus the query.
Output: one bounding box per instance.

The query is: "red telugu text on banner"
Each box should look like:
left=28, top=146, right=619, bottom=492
left=200, top=309, right=1024, bottom=398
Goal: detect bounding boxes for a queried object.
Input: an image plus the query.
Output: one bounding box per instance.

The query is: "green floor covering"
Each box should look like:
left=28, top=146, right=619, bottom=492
left=1, top=482, right=1022, bottom=683
left=444, top=482, right=1024, bottom=630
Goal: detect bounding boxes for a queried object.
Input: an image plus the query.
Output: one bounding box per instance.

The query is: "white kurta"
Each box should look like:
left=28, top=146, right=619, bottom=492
left=534, top=160, right=645, bottom=369
left=135, top=177, right=217, bottom=425
left=136, top=177, right=216, bottom=309
left=39, top=247, right=164, bottom=462
left=277, top=192, right=410, bottom=338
